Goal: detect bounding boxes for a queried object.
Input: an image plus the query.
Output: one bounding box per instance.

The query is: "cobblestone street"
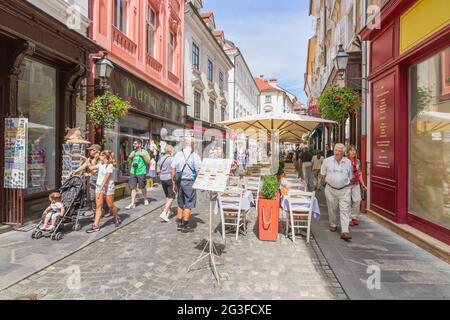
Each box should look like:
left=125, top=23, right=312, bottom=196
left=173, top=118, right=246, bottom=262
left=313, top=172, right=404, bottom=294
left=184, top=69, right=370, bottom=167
left=0, top=191, right=343, bottom=300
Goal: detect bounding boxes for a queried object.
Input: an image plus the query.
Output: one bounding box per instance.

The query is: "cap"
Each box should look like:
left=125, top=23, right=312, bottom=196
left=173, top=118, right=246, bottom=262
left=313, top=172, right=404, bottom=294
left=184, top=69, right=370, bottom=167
left=86, top=144, right=101, bottom=151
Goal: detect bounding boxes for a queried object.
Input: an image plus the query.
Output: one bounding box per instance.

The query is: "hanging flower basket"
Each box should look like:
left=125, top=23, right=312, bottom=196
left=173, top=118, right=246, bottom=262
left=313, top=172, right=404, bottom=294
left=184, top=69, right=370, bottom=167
left=87, top=91, right=130, bottom=129
left=317, top=85, right=361, bottom=124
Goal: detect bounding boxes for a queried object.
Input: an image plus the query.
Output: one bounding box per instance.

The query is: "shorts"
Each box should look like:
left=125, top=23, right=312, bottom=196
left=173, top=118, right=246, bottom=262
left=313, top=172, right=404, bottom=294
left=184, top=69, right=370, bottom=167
left=177, top=180, right=197, bottom=209
left=96, top=183, right=115, bottom=196
left=161, top=179, right=175, bottom=199
left=129, top=174, right=147, bottom=190
left=45, top=211, right=60, bottom=221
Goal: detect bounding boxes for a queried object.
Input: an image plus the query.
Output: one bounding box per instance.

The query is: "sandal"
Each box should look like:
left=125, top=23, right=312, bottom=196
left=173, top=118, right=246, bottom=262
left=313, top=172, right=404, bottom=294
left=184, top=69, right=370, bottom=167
left=114, top=218, right=122, bottom=227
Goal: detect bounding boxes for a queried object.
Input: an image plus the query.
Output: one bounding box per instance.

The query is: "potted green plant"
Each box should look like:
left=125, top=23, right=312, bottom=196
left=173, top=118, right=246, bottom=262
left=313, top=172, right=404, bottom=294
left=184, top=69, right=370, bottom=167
left=258, top=175, right=280, bottom=241
left=87, top=90, right=130, bottom=130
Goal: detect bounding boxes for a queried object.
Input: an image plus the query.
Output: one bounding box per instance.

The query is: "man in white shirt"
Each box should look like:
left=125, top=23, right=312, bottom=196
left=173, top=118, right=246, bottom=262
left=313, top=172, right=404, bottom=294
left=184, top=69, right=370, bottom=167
left=170, top=136, right=201, bottom=233
left=320, top=143, right=353, bottom=240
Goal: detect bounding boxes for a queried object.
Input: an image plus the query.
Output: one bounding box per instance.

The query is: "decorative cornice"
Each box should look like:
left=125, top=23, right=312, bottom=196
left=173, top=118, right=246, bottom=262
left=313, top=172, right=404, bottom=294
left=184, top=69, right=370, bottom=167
left=9, top=40, right=36, bottom=76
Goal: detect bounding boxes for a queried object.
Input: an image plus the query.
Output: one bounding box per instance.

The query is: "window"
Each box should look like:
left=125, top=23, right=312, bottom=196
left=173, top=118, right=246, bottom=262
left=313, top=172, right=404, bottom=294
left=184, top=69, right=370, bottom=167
left=18, top=59, right=57, bottom=195
left=147, top=7, right=156, bottom=57
left=265, top=95, right=272, bottom=103
left=408, top=46, right=450, bottom=230
left=221, top=107, right=225, bottom=121
left=168, top=32, right=175, bottom=73
left=209, top=99, right=215, bottom=123
left=219, top=71, right=224, bottom=90
left=194, top=91, right=201, bottom=119
left=192, top=42, right=200, bottom=70
left=207, top=59, right=213, bottom=81
left=114, top=0, right=128, bottom=34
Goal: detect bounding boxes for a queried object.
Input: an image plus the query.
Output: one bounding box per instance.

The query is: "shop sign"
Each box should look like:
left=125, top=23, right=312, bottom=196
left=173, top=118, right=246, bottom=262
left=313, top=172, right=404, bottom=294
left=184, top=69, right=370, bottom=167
left=111, top=69, right=186, bottom=124
left=372, top=73, right=395, bottom=179
left=4, top=118, right=28, bottom=189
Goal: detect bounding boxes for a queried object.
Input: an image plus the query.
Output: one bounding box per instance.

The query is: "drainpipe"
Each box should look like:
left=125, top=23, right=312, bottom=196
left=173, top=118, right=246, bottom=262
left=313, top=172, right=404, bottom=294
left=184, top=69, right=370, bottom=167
left=362, top=0, right=370, bottom=211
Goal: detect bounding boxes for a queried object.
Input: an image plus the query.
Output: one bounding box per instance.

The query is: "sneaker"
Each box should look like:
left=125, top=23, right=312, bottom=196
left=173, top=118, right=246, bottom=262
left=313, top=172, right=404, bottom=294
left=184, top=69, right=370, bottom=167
left=160, top=212, right=170, bottom=222
left=176, top=219, right=183, bottom=231
left=86, top=225, right=100, bottom=233
left=125, top=203, right=136, bottom=210
left=115, top=218, right=122, bottom=227
left=46, top=225, right=55, bottom=231
left=352, top=218, right=359, bottom=226
left=39, top=224, right=47, bottom=230
left=349, top=219, right=356, bottom=227
left=144, top=199, right=149, bottom=206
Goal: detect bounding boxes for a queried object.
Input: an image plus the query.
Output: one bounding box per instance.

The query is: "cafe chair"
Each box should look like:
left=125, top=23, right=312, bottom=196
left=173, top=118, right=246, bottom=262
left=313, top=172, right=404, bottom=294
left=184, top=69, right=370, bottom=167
left=244, top=176, right=261, bottom=210
left=285, top=190, right=315, bottom=243
left=218, top=187, right=247, bottom=240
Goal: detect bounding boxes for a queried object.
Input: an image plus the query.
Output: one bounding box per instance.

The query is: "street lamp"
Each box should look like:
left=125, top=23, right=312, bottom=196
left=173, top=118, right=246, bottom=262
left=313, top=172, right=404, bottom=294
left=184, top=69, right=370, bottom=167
left=93, top=52, right=114, bottom=90
left=334, top=44, right=349, bottom=78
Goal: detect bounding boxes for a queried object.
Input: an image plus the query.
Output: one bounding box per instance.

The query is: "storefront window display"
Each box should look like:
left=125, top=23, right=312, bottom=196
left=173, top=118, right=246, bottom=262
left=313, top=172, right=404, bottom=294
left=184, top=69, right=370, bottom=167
left=104, top=114, right=150, bottom=182
left=17, top=58, right=57, bottom=195
left=409, top=47, right=450, bottom=230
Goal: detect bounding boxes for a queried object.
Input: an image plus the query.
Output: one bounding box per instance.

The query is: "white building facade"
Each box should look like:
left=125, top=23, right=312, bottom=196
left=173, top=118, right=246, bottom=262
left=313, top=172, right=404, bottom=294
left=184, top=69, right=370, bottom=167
left=223, top=40, right=259, bottom=119
left=27, top=0, right=90, bottom=36
left=255, top=76, right=297, bottom=114
left=184, top=2, right=233, bottom=130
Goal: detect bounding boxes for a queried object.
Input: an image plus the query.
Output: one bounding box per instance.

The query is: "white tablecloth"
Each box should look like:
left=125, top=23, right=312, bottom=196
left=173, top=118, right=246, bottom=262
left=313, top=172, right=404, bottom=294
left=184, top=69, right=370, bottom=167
left=280, top=196, right=320, bottom=220
left=214, top=191, right=254, bottom=214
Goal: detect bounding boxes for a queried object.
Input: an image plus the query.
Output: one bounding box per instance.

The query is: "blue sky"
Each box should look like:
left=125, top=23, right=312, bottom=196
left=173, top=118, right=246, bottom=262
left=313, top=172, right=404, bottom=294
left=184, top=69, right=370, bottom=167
left=202, top=0, right=314, bottom=103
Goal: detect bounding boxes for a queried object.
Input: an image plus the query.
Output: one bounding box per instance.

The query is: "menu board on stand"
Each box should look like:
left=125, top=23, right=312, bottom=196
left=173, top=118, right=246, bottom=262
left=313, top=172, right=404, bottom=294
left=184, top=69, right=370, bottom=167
left=193, top=158, right=233, bottom=193
left=4, top=118, right=28, bottom=189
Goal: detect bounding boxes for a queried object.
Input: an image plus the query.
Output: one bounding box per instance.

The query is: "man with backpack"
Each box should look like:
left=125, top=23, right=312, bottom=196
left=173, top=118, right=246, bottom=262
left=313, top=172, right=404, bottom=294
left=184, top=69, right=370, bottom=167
left=126, top=140, right=151, bottom=209
left=170, top=136, right=201, bottom=232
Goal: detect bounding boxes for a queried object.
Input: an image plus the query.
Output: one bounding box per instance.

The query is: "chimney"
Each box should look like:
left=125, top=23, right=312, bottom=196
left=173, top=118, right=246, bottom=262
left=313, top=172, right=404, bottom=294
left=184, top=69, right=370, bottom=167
left=268, top=78, right=278, bottom=86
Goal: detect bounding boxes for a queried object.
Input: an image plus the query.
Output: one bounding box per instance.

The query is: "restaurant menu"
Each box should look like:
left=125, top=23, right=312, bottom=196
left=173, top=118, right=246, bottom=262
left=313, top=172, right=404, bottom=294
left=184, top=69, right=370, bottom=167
left=193, top=158, right=233, bottom=193
left=4, top=118, right=28, bottom=189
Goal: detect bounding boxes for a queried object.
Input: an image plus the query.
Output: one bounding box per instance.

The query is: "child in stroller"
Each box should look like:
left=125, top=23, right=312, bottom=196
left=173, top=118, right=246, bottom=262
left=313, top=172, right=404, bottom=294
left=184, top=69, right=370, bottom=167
left=40, top=192, right=65, bottom=231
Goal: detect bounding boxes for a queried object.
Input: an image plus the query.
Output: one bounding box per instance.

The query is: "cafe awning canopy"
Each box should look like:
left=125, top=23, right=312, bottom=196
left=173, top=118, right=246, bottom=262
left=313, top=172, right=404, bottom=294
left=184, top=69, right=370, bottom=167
left=414, top=111, right=450, bottom=133
left=217, top=112, right=336, bottom=142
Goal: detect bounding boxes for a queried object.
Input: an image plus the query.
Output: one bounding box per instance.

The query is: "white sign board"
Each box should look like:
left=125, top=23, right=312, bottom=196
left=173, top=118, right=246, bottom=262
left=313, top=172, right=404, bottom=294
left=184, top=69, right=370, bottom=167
left=193, top=158, right=233, bottom=193
left=4, top=118, right=28, bottom=189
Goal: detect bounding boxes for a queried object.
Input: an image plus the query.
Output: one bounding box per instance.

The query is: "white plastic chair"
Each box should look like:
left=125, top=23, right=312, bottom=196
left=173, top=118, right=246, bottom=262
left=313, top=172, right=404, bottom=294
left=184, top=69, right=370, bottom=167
left=218, top=187, right=247, bottom=240
left=285, top=190, right=315, bottom=243
left=228, top=176, right=242, bottom=187
left=244, top=176, right=261, bottom=209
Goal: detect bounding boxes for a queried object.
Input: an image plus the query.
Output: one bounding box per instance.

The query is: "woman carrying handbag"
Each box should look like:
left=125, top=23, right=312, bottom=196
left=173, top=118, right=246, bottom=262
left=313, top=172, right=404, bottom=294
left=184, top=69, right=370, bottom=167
left=347, top=146, right=367, bottom=226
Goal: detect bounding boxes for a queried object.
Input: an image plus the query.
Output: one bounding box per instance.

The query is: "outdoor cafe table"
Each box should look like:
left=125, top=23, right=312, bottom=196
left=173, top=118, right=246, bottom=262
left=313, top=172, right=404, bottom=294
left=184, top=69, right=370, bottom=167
left=280, top=195, right=321, bottom=220
left=213, top=190, right=255, bottom=215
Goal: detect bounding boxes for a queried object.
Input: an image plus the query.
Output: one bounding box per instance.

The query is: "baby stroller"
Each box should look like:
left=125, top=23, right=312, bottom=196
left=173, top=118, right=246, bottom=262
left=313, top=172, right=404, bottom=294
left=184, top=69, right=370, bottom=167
left=31, top=176, right=86, bottom=241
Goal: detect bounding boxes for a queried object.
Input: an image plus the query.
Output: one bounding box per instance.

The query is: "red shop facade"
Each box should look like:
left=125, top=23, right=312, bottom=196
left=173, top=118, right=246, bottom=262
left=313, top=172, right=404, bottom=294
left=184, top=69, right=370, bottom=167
left=361, top=0, right=450, bottom=245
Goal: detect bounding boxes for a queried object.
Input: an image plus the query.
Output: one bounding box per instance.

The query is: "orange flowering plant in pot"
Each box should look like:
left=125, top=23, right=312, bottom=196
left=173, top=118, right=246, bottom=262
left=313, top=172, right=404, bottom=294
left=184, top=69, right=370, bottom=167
left=87, top=91, right=130, bottom=129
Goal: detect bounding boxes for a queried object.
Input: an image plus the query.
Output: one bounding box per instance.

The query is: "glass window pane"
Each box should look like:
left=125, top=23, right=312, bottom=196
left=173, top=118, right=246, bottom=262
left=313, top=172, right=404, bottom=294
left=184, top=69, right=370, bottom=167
left=409, top=46, right=450, bottom=230
left=104, top=114, right=149, bottom=182
left=17, top=58, right=57, bottom=195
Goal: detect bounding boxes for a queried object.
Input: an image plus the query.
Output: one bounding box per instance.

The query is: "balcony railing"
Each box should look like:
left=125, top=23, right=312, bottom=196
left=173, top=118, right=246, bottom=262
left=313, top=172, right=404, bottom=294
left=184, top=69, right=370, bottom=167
left=168, top=0, right=180, bottom=12
left=146, top=54, right=162, bottom=73
left=168, top=71, right=179, bottom=84
left=112, top=26, right=137, bottom=55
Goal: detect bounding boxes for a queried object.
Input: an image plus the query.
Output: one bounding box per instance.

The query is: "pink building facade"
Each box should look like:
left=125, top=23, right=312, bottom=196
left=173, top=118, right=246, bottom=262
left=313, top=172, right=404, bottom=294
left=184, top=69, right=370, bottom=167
left=89, top=0, right=186, bottom=183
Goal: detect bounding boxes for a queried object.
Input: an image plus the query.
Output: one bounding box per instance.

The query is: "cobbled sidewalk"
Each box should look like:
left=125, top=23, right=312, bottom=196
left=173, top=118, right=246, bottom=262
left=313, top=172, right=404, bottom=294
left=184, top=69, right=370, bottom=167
left=0, top=191, right=344, bottom=300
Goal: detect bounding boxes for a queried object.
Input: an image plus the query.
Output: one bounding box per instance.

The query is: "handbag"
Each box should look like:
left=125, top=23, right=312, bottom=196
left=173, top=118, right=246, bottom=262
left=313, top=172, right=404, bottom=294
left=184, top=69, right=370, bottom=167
left=361, top=185, right=367, bottom=200
left=174, top=151, right=193, bottom=184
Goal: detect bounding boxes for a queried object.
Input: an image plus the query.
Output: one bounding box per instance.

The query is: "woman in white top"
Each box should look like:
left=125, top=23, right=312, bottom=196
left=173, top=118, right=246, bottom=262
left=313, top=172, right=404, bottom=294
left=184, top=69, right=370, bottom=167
left=86, top=150, right=121, bottom=233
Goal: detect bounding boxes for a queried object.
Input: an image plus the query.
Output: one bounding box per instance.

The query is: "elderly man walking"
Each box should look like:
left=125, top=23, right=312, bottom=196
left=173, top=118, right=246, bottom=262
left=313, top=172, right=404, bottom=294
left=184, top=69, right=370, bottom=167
left=170, top=136, right=201, bottom=233
left=320, top=143, right=353, bottom=240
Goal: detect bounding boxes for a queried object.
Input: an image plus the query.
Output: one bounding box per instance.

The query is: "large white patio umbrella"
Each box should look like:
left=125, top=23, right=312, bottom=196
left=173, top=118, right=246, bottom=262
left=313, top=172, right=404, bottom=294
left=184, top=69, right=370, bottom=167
left=217, top=112, right=336, bottom=142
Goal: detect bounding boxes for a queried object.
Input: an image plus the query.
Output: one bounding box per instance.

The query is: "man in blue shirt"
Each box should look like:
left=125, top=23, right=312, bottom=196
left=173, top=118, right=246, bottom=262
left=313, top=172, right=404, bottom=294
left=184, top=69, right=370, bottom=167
left=170, top=136, right=201, bottom=232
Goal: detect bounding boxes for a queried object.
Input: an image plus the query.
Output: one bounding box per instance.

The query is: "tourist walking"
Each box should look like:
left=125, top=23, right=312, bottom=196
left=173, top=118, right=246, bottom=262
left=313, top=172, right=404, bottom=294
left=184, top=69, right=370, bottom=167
left=312, top=151, right=324, bottom=190
left=320, top=143, right=353, bottom=240
left=86, top=150, right=121, bottom=233
left=171, top=137, right=201, bottom=233
left=300, top=147, right=314, bottom=191
left=347, top=146, right=367, bottom=227
left=157, top=145, right=175, bottom=222
left=126, top=140, right=151, bottom=209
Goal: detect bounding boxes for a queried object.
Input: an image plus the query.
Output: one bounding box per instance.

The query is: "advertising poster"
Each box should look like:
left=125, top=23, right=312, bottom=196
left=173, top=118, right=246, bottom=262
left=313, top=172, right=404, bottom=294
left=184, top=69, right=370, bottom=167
left=4, top=118, right=28, bottom=189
